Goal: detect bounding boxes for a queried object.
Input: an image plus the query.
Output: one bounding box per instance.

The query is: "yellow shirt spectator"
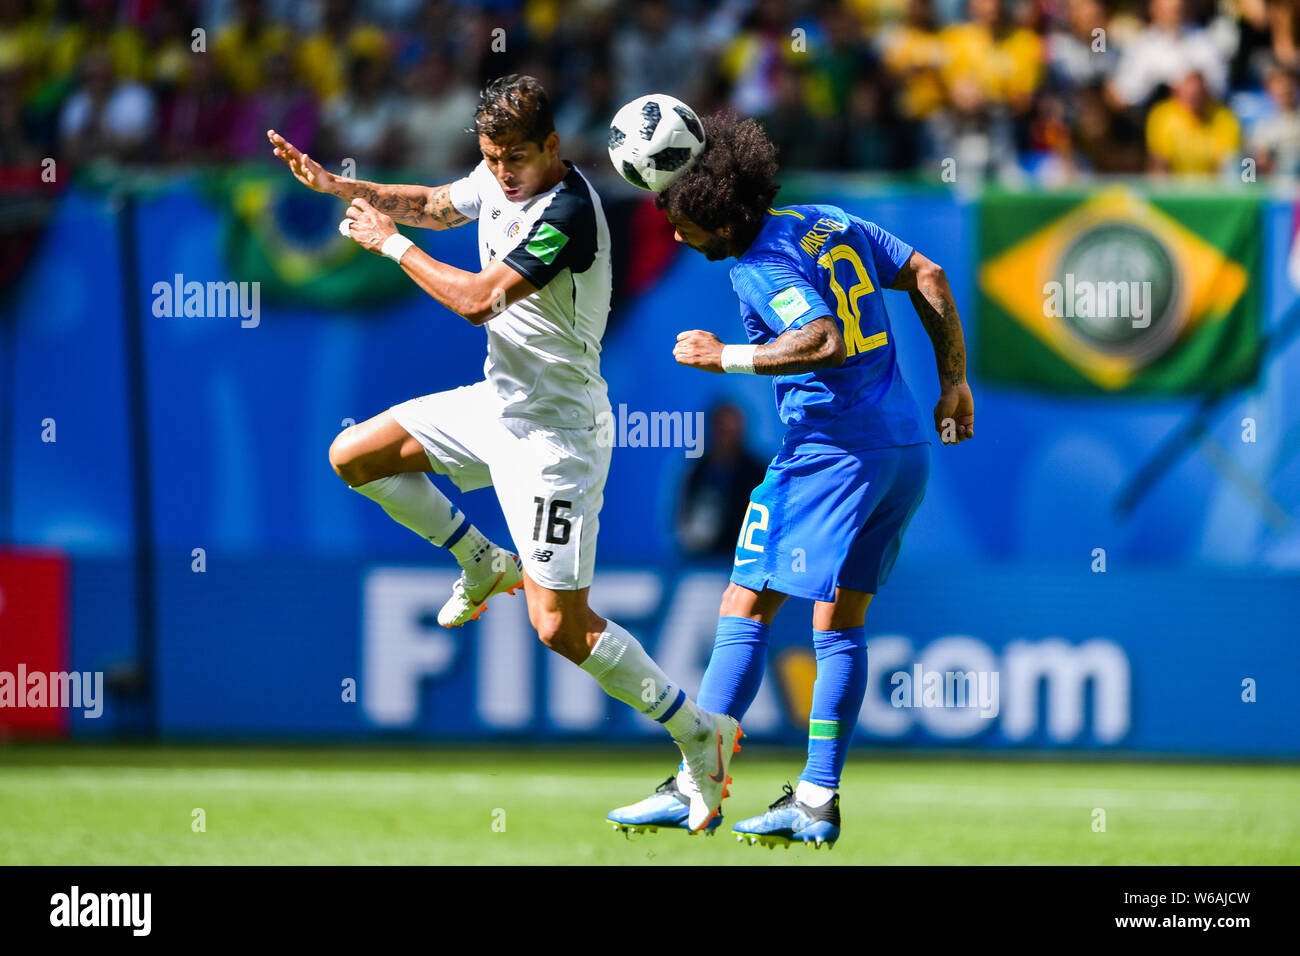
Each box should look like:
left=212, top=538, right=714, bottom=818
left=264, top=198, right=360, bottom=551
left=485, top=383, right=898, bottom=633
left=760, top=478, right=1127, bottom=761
left=844, top=0, right=906, bottom=30
left=0, top=15, right=49, bottom=80
left=1146, top=97, right=1241, bottom=174
left=939, top=22, right=1042, bottom=106
left=213, top=22, right=291, bottom=96
left=296, top=25, right=388, bottom=102
left=49, top=23, right=148, bottom=84
left=880, top=24, right=945, bottom=118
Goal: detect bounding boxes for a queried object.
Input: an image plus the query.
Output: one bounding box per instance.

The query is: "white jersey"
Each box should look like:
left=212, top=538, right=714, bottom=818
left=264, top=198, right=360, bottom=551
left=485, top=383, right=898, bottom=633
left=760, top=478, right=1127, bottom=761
left=448, top=160, right=612, bottom=429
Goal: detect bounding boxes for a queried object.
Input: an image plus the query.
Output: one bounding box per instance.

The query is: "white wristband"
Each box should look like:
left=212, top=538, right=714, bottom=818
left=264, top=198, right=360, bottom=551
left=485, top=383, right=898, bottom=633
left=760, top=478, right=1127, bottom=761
left=381, top=233, right=414, bottom=263
left=720, top=344, right=758, bottom=374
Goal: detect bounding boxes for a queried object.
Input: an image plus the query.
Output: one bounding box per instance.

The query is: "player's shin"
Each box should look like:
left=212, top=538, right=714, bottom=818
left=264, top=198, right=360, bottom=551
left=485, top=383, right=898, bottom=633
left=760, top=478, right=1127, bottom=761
left=798, top=626, right=868, bottom=805
left=696, top=616, right=770, bottom=720
left=351, top=473, right=497, bottom=578
left=579, top=620, right=710, bottom=743
left=586, top=621, right=744, bottom=833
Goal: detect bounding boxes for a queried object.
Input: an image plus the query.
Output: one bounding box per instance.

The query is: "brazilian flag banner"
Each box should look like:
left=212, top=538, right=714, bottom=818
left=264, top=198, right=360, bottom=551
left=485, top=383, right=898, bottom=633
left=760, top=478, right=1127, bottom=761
left=977, top=187, right=1262, bottom=394
left=205, top=169, right=419, bottom=311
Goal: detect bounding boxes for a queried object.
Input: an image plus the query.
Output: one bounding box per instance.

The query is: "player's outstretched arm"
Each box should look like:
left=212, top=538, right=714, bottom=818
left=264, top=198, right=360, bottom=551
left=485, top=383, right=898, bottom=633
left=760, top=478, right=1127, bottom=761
left=342, top=197, right=535, bottom=323
left=890, top=250, right=974, bottom=443
left=673, top=317, right=846, bottom=375
left=339, top=180, right=470, bottom=230
left=266, top=129, right=469, bottom=230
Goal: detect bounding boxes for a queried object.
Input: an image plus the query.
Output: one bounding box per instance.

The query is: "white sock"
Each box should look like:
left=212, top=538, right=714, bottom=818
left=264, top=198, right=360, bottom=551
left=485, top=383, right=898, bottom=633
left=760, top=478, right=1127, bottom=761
left=446, top=524, right=496, bottom=582
left=352, top=474, right=495, bottom=577
left=579, top=621, right=708, bottom=743
left=795, top=779, right=836, bottom=807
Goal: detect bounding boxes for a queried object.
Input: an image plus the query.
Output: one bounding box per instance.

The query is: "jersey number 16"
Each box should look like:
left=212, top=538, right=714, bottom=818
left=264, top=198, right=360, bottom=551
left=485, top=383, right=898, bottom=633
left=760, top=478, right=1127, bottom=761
left=532, top=497, right=572, bottom=545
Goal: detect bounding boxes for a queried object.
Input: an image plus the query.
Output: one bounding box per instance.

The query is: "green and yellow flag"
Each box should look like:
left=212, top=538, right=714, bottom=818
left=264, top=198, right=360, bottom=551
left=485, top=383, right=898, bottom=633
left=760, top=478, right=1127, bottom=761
left=207, top=169, right=419, bottom=311
left=977, top=187, right=1261, bottom=394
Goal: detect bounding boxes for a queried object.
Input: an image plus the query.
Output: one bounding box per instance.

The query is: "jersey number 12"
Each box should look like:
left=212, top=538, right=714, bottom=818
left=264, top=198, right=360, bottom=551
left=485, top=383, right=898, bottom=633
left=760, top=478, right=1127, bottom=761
left=817, top=243, right=887, bottom=358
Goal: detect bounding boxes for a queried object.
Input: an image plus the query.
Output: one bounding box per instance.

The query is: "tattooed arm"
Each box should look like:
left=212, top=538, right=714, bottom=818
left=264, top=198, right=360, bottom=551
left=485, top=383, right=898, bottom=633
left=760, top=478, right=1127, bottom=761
left=333, top=181, right=469, bottom=230
left=267, top=129, right=469, bottom=230
left=673, top=317, right=846, bottom=374
left=890, top=250, right=974, bottom=443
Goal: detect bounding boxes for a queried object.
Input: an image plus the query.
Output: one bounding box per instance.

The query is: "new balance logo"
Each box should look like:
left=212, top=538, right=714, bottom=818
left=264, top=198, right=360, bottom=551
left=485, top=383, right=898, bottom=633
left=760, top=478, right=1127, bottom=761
left=490, top=207, right=501, bottom=219
left=530, top=549, right=554, bottom=563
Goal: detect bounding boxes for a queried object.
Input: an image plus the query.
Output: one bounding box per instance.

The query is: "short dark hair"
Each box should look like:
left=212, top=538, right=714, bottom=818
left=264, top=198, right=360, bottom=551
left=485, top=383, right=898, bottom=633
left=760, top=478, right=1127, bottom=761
left=655, top=110, right=780, bottom=251
left=472, top=74, right=555, bottom=146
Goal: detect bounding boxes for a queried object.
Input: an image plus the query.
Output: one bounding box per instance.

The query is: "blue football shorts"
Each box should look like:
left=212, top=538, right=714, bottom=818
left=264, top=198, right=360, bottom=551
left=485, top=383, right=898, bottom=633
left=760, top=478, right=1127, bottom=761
left=729, top=441, right=930, bottom=602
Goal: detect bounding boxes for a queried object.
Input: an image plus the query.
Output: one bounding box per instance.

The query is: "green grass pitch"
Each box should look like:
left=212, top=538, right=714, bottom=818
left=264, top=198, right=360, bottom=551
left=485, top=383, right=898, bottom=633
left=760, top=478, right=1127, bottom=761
left=1, top=745, right=1296, bottom=865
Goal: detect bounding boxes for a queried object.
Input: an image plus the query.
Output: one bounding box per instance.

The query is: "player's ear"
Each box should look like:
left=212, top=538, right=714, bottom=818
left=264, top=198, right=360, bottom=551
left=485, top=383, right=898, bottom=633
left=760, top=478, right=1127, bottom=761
left=544, top=131, right=559, bottom=158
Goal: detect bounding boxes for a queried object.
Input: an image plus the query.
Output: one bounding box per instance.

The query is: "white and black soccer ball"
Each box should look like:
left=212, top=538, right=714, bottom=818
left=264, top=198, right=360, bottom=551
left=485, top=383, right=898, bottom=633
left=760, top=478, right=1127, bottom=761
left=608, top=94, right=706, bottom=192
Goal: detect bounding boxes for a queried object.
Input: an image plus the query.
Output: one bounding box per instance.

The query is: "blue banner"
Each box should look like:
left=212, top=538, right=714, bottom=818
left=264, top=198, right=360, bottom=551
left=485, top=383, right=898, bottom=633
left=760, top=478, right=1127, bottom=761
left=66, top=556, right=1299, bottom=757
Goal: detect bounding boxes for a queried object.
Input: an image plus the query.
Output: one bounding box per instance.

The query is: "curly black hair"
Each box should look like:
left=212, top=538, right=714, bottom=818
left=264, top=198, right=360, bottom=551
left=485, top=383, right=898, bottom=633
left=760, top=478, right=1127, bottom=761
left=472, top=74, right=555, bottom=146
left=655, top=110, right=780, bottom=252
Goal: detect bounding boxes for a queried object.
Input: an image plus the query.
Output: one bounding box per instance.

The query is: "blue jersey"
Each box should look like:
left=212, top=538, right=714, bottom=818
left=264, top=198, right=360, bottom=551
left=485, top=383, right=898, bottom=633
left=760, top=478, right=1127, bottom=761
left=730, top=205, right=929, bottom=453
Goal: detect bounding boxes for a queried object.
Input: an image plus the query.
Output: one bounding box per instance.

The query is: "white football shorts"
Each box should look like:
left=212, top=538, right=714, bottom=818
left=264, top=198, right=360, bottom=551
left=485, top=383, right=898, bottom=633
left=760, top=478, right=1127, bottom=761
left=389, top=380, right=610, bottom=590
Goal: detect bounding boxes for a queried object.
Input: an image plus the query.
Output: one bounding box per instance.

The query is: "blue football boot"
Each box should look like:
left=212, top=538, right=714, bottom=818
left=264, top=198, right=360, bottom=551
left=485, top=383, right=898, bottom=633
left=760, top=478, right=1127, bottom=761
left=732, top=783, right=840, bottom=849
left=607, top=773, right=722, bottom=836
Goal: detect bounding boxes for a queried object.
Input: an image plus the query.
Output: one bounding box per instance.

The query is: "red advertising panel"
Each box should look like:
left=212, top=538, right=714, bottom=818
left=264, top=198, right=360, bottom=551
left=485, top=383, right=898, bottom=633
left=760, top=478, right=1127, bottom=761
left=0, top=549, right=70, bottom=737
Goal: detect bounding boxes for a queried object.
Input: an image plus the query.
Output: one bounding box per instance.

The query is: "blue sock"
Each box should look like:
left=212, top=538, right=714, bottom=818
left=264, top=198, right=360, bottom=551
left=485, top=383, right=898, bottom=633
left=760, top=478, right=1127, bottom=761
left=696, top=616, right=770, bottom=721
left=800, top=627, right=868, bottom=789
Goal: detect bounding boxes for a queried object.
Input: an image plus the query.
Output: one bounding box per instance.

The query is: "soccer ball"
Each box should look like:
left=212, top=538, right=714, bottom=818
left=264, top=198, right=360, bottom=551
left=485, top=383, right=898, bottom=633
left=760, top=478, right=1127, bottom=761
left=608, top=94, right=706, bottom=192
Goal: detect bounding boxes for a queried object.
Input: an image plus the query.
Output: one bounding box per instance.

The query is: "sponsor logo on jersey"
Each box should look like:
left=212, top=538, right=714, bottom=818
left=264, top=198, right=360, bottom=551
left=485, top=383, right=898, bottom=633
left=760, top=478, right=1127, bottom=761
left=526, top=223, right=569, bottom=264
left=506, top=218, right=522, bottom=240
left=769, top=285, right=812, bottom=327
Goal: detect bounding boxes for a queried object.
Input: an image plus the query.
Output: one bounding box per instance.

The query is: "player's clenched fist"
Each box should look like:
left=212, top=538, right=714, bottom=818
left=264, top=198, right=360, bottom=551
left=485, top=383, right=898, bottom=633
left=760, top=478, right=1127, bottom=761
left=673, top=329, right=725, bottom=373
left=343, top=198, right=398, bottom=253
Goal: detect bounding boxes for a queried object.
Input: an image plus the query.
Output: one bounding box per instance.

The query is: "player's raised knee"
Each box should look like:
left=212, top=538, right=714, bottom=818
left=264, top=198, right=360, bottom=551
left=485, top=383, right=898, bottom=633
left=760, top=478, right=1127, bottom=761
left=328, top=432, right=372, bottom=487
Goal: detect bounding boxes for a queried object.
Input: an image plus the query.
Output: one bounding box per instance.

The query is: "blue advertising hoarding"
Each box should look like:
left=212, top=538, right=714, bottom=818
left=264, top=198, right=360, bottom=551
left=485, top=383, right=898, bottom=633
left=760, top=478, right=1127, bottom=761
left=5, top=175, right=1297, bottom=755
left=62, top=556, right=1299, bottom=757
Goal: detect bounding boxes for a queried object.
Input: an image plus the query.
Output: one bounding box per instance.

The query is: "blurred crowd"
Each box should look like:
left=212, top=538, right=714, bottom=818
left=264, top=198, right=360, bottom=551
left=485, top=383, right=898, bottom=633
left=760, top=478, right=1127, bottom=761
left=2, top=0, right=1300, bottom=183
